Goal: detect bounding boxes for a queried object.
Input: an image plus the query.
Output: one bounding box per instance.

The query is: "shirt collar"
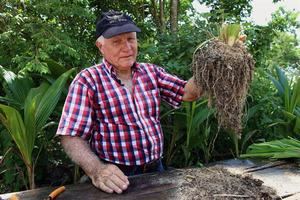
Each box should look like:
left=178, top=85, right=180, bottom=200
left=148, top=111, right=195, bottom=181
left=102, top=58, right=141, bottom=75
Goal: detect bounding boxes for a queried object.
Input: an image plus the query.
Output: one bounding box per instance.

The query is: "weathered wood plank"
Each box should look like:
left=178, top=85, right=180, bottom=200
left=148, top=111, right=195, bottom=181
left=0, top=172, right=179, bottom=200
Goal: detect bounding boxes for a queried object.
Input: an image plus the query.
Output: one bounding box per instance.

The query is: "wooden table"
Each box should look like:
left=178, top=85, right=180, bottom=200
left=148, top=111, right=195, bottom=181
left=0, top=172, right=179, bottom=200
left=1, top=159, right=300, bottom=200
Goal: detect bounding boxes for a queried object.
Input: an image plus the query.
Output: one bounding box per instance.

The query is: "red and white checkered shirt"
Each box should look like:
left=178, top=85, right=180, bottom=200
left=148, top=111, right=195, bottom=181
left=57, top=59, right=186, bottom=166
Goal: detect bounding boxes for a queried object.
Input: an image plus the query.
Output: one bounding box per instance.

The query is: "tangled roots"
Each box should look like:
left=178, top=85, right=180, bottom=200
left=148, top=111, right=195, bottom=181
left=192, top=39, right=255, bottom=137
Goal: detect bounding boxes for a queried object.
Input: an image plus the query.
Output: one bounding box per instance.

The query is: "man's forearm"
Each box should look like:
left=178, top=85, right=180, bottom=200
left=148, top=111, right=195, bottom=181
left=60, top=136, right=129, bottom=193
left=182, top=76, right=202, bottom=101
left=60, top=136, right=104, bottom=177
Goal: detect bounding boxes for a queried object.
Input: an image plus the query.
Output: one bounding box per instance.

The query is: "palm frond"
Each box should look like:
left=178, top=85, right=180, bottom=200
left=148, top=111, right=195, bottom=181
left=35, top=68, right=75, bottom=131
left=240, top=137, right=300, bottom=159
left=0, top=104, right=31, bottom=166
left=0, top=66, right=33, bottom=107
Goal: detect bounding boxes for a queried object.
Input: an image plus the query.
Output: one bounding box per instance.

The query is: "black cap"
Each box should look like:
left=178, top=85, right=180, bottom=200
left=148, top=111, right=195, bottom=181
left=96, top=10, right=141, bottom=39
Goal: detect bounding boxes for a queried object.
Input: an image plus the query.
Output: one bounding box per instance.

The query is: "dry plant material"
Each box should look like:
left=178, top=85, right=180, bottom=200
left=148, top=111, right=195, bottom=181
left=192, top=24, right=255, bottom=137
left=173, top=167, right=279, bottom=200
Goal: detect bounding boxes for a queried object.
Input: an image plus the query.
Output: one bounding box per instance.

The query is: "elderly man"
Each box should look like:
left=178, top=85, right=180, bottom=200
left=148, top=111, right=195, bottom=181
left=56, top=10, right=201, bottom=194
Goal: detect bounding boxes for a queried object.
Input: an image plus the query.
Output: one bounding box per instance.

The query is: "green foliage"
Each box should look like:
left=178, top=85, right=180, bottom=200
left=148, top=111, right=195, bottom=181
left=267, top=66, right=300, bottom=135
left=198, top=0, right=253, bottom=23
left=270, top=7, right=300, bottom=33
left=89, top=0, right=194, bottom=37
left=0, top=0, right=95, bottom=74
left=0, top=66, right=33, bottom=109
left=162, top=99, right=216, bottom=167
left=0, top=68, right=75, bottom=189
left=234, top=70, right=277, bottom=151
left=0, top=131, right=25, bottom=193
left=240, top=137, right=300, bottom=159
left=139, top=20, right=209, bottom=79
left=183, top=101, right=216, bottom=164
left=245, top=8, right=300, bottom=69
left=266, top=32, right=300, bottom=68
left=236, top=66, right=300, bottom=157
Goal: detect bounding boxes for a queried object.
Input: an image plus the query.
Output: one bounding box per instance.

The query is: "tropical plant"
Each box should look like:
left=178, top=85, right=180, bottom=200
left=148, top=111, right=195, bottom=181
left=227, top=102, right=262, bottom=157
left=267, top=66, right=300, bottom=135
left=0, top=67, right=75, bottom=189
left=162, top=99, right=215, bottom=167
left=183, top=100, right=216, bottom=165
left=228, top=71, right=280, bottom=156
left=240, top=137, right=300, bottom=159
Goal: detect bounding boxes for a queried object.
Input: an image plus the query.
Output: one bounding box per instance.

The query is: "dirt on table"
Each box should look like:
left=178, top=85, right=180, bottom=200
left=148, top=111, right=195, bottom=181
left=166, top=166, right=279, bottom=200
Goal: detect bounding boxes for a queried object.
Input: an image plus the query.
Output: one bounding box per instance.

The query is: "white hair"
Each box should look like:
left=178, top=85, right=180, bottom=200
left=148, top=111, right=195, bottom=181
left=96, top=35, right=104, bottom=44
left=96, top=32, right=137, bottom=43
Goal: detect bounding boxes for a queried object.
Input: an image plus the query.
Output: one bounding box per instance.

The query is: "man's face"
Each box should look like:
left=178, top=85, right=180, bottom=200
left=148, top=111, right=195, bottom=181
left=98, top=32, right=138, bottom=71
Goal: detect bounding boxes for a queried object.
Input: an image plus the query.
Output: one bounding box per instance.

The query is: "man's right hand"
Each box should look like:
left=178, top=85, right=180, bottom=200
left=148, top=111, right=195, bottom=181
left=60, top=136, right=129, bottom=194
left=91, top=163, right=129, bottom=194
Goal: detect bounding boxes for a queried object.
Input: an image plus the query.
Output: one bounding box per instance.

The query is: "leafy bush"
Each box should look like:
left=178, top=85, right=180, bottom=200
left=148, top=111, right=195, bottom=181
left=0, top=0, right=95, bottom=74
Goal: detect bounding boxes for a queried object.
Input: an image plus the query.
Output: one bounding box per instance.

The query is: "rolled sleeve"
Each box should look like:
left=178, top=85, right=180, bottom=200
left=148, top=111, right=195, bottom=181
left=56, top=79, right=94, bottom=140
left=156, top=67, right=187, bottom=108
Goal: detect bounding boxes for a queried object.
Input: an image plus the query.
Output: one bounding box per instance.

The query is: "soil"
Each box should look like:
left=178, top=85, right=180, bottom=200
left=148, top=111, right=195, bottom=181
left=165, top=166, right=279, bottom=200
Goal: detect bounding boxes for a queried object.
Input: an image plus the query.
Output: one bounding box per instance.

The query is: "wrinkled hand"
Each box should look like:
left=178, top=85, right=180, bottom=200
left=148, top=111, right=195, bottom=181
left=91, top=163, right=129, bottom=194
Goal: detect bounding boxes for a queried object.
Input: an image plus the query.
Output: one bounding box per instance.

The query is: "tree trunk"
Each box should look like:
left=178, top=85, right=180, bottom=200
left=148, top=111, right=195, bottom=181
left=159, top=0, right=165, bottom=32
left=150, top=0, right=160, bottom=31
left=170, top=0, right=178, bottom=33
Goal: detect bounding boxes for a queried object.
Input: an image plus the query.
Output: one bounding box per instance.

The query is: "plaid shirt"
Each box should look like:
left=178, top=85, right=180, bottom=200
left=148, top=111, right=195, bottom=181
left=57, top=59, right=186, bottom=165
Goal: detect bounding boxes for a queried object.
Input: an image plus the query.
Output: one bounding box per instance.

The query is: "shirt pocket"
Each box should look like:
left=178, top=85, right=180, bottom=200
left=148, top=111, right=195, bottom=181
left=97, top=95, right=134, bottom=125
left=139, top=89, right=160, bottom=121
